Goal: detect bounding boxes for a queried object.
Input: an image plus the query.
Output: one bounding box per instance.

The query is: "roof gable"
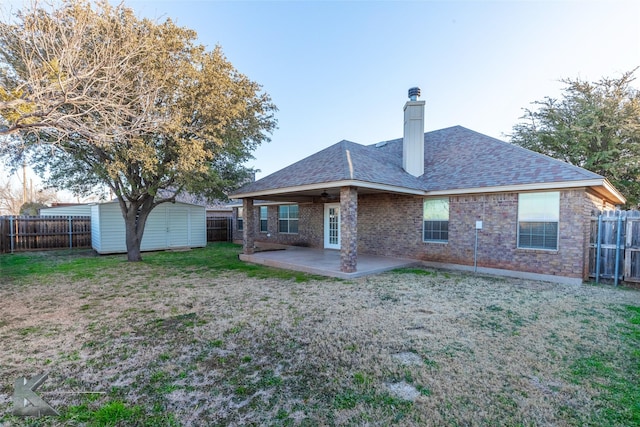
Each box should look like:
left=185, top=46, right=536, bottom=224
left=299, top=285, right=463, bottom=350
left=235, top=139, right=424, bottom=194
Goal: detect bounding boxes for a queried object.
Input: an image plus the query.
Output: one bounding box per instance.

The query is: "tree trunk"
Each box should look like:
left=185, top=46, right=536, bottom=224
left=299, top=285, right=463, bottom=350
left=120, top=196, right=155, bottom=262
left=124, top=215, right=143, bottom=261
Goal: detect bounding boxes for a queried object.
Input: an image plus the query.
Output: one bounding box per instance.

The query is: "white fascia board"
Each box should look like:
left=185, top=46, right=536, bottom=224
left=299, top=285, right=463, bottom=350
left=233, top=178, right=626, bottom=205
left=601, top=179, right=626, bottom=204
left=231, top=180, right=425, bottom=199
left=426, top=179, right=624, bottom=202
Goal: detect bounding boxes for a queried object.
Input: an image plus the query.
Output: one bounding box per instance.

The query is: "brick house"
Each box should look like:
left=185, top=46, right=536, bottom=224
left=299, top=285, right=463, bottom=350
left=231, top=88, right=624, bottom=283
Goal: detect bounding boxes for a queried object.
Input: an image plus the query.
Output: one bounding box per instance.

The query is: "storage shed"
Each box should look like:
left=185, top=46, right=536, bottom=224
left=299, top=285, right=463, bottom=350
left=40, top=204, right=92, bottom=217
left=91, top=201, right=206, bottom=254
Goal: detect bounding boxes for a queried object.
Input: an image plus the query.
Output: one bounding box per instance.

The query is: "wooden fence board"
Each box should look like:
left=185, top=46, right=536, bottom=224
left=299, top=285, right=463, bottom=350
left=206, top=217, right=231, bottom=242
left=0, top=217, right=8, bottom=254
left=0, top=216, right=92, bottom=253
left=0, top=215, right=231, bottom=254
left=589, top=210, right=640, bottom=283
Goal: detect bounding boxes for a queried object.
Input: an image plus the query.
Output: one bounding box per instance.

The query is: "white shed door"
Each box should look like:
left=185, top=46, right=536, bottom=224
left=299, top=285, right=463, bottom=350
left=168, top=209, right=189, bottom=247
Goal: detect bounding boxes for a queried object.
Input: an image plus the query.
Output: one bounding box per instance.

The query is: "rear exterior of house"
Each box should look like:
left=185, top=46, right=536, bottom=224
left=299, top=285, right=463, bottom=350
left=231, top=88, right=624, bottom=283
left=232, top=188, right=613, bottom=282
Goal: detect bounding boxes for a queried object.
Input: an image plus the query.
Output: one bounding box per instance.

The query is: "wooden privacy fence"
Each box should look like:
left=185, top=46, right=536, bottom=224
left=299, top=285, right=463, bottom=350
left=589, top=210, right=640, bottom=284
left=0, top=215, right=231, bottom=254
left=0, top=215, right=92, bottom=253
left=207, top=217, right=232, bottom=243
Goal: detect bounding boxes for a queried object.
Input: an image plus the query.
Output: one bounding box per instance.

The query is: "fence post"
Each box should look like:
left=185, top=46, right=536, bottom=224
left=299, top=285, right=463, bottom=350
left=68, top=215, right=73, bottom=249
left=625, top=215, right=632, bottom=280
left=595, top=214, right=602, bottom=284
left=9, top=216, right=14, bottom=254
left=614, top=213, right=623, bottom=286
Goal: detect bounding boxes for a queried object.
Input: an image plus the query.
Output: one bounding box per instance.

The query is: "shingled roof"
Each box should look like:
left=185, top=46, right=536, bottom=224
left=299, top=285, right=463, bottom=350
left=234, top=139, right=425, bottom=194
left=232, top=125, right=623, bottom=203
left=374, top=126, right=602, bottom=191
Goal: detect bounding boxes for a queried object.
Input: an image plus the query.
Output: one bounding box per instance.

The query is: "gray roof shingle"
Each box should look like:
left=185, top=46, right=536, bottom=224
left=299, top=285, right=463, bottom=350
left=374, top=126, right=601, bottom=191
left=236, top=139, right=424, bottom=194
left=234, top=126, right=604, bottom=196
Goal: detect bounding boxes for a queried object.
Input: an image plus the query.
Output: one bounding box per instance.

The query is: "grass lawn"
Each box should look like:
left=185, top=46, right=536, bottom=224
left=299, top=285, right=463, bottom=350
left=0, top=243, right=638, bottom=426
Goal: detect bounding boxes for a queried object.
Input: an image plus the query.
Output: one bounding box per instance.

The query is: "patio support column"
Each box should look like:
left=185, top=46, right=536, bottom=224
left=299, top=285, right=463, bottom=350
left=243, top=198, right=255, bottom=255
left=340, top=186, right=358, bottom=273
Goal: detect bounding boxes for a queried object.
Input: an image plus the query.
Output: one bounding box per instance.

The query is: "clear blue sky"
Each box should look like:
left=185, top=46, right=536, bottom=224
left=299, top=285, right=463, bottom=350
left=126, top=0, right=639, bottom=179
left=4, top=0, right=640, bottom=190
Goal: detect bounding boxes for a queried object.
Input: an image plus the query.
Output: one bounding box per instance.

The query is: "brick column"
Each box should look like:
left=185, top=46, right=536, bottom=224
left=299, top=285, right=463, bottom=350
left=243, top=198, right=255, bottom=255
left=340, top=186, right=358, bottom=273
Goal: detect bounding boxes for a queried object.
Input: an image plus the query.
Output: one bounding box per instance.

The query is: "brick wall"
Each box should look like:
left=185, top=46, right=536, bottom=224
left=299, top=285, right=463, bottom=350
left=234, top=203, right=323, bottom=248
left=340, top=186, right=358, bottom=272
left=358, top=189, right=603, bottom=280
left=236, top=188, right=606, bottom=280
left=358, top=193, right=424, bottom=257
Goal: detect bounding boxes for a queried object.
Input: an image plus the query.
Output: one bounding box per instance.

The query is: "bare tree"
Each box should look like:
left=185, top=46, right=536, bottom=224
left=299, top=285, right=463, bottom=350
left=0, top=0, right=167, bottom=145
left=0, top=180, right=23, bottom=215
left=0, top=177, right=58, bottom=215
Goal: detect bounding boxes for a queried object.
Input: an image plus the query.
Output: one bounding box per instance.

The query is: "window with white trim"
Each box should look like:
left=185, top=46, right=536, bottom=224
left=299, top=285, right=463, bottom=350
left=260, top=206, right=268, bottom=233
left=237, top=207, right=243, bottom=231
left=518, top=192, right=559, bottom=250
left=279, top=204, right=299, bottom=234
left=423, top=198, right=449, bottom=242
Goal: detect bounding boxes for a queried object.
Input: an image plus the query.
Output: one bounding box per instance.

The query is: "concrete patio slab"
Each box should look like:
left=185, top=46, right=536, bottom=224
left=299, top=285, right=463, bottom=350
left=239, top=246, right=417, bottom=279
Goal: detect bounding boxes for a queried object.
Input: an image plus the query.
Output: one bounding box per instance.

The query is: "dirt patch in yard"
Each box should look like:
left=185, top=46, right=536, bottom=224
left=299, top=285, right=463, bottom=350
left=0, top=261, right=638, bottom=426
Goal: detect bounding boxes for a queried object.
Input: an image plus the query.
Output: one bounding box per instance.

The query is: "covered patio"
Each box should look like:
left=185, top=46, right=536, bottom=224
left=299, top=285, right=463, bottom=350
left=239, top=245, right=417, bottom=279
left=231, top=138, right=428, bottom=276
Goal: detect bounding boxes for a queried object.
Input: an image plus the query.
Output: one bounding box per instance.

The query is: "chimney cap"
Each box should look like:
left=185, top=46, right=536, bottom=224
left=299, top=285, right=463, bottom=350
left=408, top=87, right=421, bottom=101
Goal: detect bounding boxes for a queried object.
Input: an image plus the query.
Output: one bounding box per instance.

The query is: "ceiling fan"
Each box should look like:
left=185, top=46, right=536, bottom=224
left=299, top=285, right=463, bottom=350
left=319, top=190, right=338, bottom=202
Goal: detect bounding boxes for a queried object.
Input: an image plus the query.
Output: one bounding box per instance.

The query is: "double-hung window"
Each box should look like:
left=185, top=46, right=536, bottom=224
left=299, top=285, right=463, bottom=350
left=423, top=198, right=449, bottom=242
left=279, top=205, right=299, bottom=234
left=260, top=206, right=268, bottom=233
left=237, top=207, right=244, bottom=231
left=518, top=192, right=559, bottom=250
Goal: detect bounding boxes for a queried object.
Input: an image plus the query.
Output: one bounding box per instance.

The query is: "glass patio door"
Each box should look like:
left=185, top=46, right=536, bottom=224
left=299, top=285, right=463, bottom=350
left=324, top=203, right=340, bottom=249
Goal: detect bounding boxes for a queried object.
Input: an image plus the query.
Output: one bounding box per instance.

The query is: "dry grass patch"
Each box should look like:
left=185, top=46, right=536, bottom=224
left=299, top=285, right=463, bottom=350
left=0, top=244, right=638, bottom=426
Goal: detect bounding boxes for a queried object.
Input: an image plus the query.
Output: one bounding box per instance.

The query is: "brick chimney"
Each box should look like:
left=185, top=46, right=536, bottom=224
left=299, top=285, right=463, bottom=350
left=403, top=87, right=425, bottom=177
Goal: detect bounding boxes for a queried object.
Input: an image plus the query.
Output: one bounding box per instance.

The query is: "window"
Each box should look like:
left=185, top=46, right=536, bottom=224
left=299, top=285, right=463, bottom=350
left=237, top=207, right=243, bottom=231
left=423, top=198, right=449, bottom=242
left=260, top=206, right=268, bottom=233
left=518, top=192, right=559, bottom=250
left=279, top=204, right=299, bottom=234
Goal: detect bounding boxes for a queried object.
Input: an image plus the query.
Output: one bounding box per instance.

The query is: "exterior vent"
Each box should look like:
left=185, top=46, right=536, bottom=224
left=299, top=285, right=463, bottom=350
left=408, top=87, right=421, bottom=101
